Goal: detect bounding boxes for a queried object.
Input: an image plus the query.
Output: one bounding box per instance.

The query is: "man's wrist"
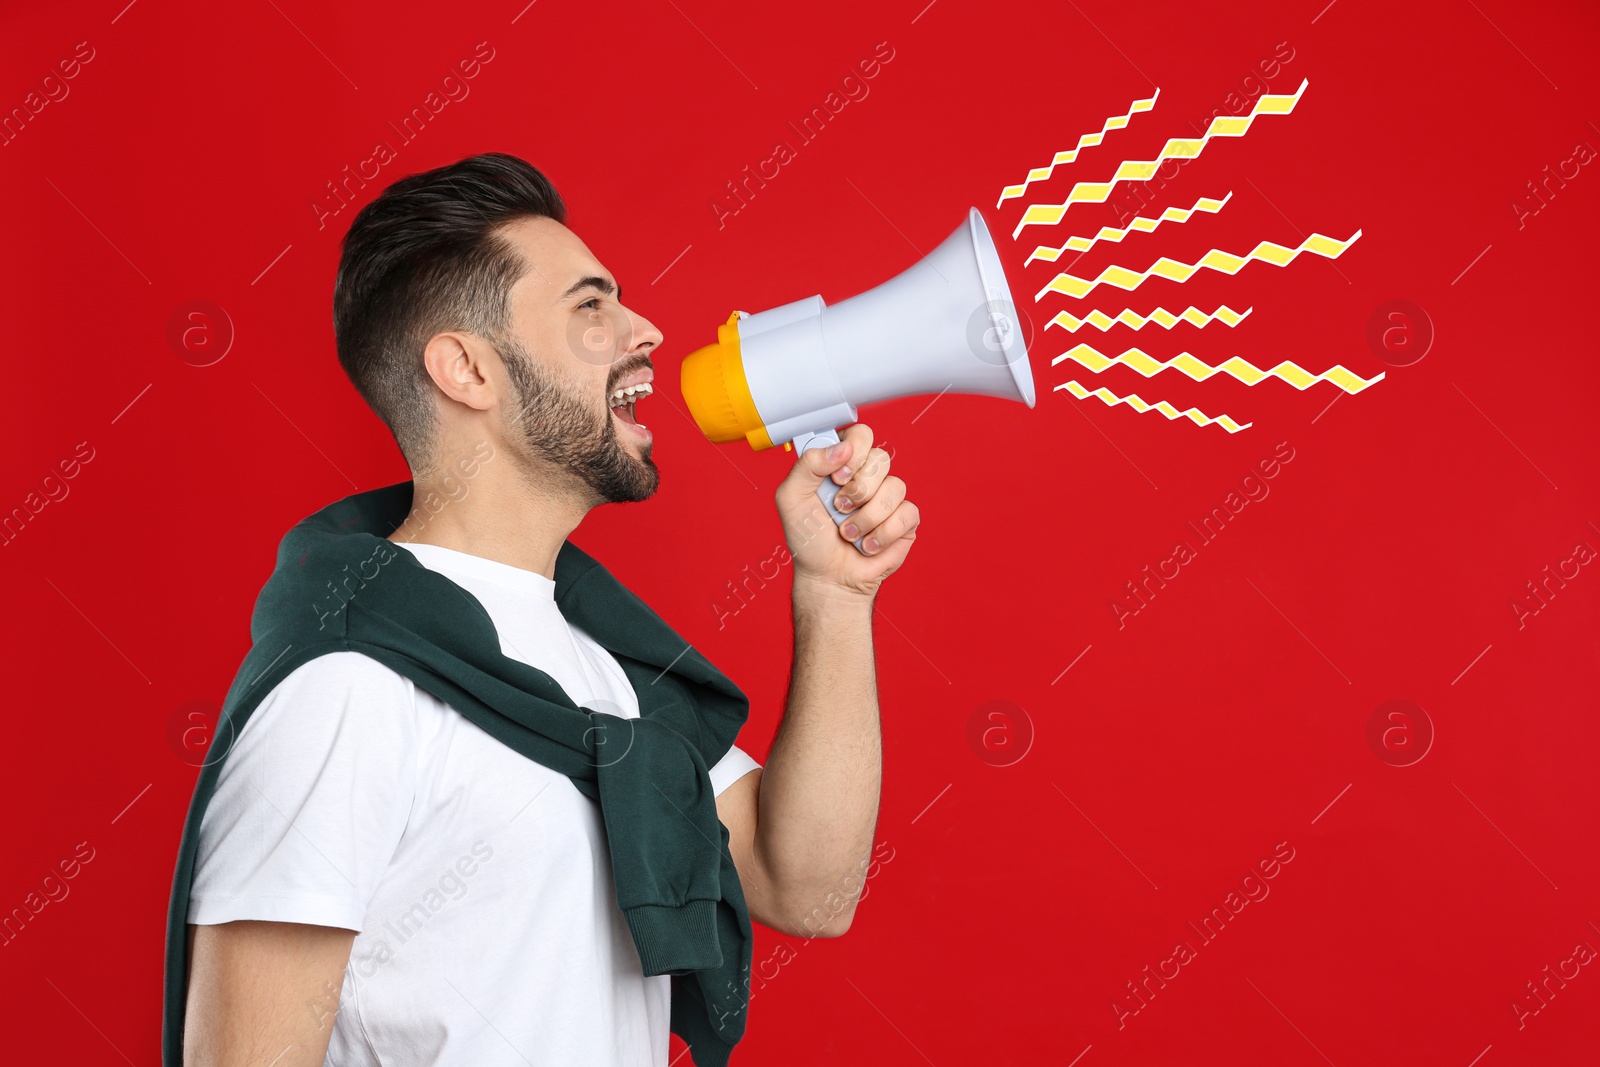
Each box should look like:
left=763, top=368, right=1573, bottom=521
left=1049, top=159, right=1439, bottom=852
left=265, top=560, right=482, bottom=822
left=791, top=571, right=875, bottom=616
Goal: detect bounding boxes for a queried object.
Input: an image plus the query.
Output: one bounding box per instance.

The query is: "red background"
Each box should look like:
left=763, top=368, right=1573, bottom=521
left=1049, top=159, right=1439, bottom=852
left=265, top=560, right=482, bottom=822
left=4, top=0, right=1598, bottom=1063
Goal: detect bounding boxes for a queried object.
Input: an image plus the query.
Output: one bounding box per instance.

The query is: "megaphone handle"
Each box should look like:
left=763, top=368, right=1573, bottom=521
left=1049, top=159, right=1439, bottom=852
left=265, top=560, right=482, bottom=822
left=793, top=429, right=871, bottom=556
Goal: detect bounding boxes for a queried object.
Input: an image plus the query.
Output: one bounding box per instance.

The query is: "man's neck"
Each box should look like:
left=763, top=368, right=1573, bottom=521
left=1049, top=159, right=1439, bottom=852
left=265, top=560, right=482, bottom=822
left=386, top=451, right=590, bottom=580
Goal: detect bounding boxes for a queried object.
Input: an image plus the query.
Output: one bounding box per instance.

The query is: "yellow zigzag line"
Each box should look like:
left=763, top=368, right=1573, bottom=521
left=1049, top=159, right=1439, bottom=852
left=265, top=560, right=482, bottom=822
left=1011, top=79, right=1308, bottom=239
left=1034, top=230, right=1361, bottom=301
left=1025, top=193, right=1232, bottom=265
left=1046, top=304, right=1253, bottom=333
left=996, top=90, right=1161, bottom=207
left=1056, top=380, right=1251, bottom=433
left=1051, top=344, right=1385, bottom=394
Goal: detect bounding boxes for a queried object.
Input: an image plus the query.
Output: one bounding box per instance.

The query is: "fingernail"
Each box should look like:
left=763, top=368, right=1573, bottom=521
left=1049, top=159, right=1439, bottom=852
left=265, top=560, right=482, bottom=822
left=827, top=443, right=849, bottom=461
left=834, top=465, right=852, bottom=481
left=863, top=537, right=880, bottom=552
left=842, top=523, right=859, bottom=540
left=835, top=494, right=853, bottom=512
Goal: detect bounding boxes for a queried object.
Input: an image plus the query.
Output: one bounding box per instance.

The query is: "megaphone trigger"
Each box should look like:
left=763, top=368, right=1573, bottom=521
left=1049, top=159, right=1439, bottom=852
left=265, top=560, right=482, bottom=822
left=792, top=427, right=871, bottom=555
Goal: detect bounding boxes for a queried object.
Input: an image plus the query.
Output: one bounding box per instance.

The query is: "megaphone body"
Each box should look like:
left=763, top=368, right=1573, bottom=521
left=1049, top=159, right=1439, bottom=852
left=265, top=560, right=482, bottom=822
left=681, top=207, right=1035, bottom=552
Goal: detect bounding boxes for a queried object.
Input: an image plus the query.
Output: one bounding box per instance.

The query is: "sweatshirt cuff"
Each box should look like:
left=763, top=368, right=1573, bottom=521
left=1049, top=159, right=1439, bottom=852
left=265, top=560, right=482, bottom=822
left=624, top=899, right=722, bottom=976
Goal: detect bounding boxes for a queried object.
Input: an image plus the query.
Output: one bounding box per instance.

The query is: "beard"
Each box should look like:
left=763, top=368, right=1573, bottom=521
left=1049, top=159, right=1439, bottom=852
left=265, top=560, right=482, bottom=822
left=494, top=333, right=659, bottom=505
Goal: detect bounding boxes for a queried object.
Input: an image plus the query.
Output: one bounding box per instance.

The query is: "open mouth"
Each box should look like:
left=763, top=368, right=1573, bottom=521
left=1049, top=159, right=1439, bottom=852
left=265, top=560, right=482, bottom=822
left=608, top=382, right=652, bottom=428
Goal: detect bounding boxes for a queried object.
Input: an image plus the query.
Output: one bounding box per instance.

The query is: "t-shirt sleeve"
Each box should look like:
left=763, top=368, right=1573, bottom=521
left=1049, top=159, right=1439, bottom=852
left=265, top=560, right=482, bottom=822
left=708, top=743, right=762, bottom=797
left=188, top=651, right=417, bottom=933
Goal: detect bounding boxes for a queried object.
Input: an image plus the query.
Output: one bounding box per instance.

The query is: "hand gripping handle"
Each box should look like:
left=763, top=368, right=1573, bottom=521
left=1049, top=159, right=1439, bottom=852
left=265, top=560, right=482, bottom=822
left=792, top=428, right=871, bottom=556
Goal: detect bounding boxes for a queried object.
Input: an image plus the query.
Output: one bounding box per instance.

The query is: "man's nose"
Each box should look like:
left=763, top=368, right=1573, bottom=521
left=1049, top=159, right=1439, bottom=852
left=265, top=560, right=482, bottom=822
left=623, top=307, right=663, bottom=355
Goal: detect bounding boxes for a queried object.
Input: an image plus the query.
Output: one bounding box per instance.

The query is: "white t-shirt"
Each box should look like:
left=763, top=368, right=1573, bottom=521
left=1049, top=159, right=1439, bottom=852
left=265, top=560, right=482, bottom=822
left=189, top=540, right=762, bottom=1066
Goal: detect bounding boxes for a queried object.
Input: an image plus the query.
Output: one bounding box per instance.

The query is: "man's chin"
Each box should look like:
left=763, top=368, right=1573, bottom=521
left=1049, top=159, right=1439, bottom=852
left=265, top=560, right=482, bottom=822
left=601, top=445, right=659, bottom=504
left=629, top=456, right=660, bottom=501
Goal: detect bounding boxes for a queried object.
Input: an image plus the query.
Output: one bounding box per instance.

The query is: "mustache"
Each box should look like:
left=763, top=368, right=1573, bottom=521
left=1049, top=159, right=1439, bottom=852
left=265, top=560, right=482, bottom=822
left=607, top=354, right=653, bottom=392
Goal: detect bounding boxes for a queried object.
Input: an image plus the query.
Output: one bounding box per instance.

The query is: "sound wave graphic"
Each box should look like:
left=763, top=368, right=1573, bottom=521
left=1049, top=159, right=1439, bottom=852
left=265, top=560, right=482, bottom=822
left=1056, top=381, right=1252, bottom=433
left=998, top=77, right=1376, bottom=434
left=1034, top=230, right=1361, bottom=301
left=1011, top=79, right=1307, bottom=238
left=1046, top=305, right=1253, bottom=333
left=1052, top=344, right=1385, bottom=393
left=996, top=90, right=1161, bottom=207
left=1024, top=193, right=1231, bottom=266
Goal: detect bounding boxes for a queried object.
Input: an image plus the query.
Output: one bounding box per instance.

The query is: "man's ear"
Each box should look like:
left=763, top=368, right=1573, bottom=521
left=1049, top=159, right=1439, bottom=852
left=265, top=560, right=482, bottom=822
left=422, top=332, right=497, bottom=413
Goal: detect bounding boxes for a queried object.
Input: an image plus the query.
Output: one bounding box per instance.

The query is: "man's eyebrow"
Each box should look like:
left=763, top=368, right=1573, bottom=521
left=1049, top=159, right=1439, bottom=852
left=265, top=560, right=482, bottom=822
left=559, top=275, right=617, bottom=302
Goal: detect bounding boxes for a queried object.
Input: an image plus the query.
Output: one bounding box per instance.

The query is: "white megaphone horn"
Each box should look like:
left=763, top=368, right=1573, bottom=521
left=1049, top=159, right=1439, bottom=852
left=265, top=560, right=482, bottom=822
left=680, top=207, right=1035, bottom=553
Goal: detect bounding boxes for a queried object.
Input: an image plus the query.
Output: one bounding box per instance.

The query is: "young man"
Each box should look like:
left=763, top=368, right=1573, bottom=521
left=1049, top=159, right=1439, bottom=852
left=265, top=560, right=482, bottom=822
left=166, top=153, right=919, bottom=1066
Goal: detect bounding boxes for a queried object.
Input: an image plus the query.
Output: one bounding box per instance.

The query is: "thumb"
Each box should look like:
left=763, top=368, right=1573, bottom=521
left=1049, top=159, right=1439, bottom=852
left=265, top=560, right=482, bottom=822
left=783, top=440, right=853, bottom=495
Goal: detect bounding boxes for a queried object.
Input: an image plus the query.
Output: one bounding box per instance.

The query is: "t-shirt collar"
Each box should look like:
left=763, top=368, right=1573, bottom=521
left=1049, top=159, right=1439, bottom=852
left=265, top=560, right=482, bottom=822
left=393, top=540, right=557, bottom=601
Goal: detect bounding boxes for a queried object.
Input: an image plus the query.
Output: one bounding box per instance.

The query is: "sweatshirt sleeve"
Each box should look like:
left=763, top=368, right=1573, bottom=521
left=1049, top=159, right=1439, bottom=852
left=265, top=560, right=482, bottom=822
left=188, top=651, right=417, bottom=933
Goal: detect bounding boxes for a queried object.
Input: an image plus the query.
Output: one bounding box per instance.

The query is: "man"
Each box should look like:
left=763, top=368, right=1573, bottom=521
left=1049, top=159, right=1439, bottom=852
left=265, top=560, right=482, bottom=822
left=169, top=152, right=918, bottom=1066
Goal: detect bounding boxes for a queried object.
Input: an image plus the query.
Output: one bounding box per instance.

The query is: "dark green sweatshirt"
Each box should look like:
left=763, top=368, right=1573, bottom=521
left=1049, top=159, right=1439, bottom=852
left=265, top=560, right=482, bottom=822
left=162, top=482, right=754, bottom=1066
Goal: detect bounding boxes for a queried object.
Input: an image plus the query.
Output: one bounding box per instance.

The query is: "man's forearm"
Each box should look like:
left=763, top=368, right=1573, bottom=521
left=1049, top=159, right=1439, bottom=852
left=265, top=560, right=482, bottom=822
left=752, top=576, right=882, bottom=931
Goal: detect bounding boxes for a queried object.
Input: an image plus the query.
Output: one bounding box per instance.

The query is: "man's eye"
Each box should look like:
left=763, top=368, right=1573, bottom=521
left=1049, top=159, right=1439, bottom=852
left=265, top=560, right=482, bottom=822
left=580, top=297, right=602, bottom=311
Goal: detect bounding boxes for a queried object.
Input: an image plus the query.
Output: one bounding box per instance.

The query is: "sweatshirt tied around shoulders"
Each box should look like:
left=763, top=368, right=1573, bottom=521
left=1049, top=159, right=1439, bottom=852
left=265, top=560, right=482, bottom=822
left=161, top=482, right=755, bottom=1067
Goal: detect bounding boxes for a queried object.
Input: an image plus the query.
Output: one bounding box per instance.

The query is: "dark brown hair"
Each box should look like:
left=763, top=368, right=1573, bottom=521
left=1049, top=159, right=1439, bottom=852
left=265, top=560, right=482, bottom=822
left=333, top=152, right=566, bottom=471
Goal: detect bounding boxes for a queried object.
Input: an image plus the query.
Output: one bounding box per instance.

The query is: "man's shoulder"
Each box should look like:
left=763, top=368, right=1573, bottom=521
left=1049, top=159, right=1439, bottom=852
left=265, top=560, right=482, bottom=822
left=245, top=650, right=416, bottom=729
left=268, top=648, right=412, bottom=691
left=213, top=650, right=422, bottom=780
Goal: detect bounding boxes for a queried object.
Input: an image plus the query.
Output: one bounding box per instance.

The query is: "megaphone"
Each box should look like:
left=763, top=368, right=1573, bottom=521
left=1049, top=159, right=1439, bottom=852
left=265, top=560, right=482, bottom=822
left=681, top=207, right=1035, bottom=553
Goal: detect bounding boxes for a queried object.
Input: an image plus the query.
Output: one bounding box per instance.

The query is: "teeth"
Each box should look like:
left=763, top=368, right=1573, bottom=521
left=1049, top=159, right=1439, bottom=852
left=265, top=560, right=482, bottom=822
left=609, top=382, right=653, bottom=406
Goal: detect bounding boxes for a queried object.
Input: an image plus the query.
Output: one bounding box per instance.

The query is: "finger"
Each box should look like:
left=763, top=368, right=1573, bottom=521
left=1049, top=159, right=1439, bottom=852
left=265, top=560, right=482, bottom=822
left=829, top=423, right=875, bottom=486
left=788, top=437, right=854, bottom=492
left=834, top=447, right=891, bottom=515
left=839, top=475, right=906, bottom=544
left=859, top=499, right=921, bottom=556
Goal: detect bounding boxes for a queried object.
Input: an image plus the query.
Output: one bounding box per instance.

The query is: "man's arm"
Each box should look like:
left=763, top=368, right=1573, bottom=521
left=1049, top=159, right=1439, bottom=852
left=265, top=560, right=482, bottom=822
left=180, top=654, right=418, bottom=1063
left=718, top=423, right=917, bottom=937
left=184, top=920, right=356, bottom=1067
